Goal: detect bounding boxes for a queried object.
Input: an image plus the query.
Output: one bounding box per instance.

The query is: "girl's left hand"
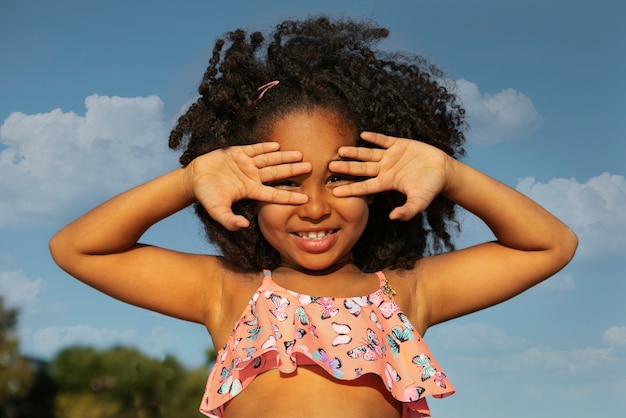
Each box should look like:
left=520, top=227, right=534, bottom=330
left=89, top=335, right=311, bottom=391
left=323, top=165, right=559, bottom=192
left=329, top=132, right=453, bottom=221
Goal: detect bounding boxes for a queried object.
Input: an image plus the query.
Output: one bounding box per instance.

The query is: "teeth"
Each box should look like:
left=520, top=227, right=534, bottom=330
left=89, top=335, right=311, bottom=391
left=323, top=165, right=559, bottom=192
left=297, top=231, right=332, bottom=240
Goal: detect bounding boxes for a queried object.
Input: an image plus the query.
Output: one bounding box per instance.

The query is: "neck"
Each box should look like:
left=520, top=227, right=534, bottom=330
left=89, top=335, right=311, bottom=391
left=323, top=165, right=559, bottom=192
left=275, top=259, right=360, bottom=277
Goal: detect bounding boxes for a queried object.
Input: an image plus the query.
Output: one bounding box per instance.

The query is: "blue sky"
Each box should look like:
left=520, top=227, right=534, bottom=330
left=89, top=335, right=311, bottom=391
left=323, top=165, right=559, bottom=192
left=1, top=0, right=625, bottom=416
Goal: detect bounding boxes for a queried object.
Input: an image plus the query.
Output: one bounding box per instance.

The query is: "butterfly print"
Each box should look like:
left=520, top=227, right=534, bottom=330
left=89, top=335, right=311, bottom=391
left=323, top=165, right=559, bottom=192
left=261, top=335, right=277, bottom=350
left=344, top=297, right=369, bottom=317
left=412, top=354, right=438, bottom=381
left=313, top=348, right=344, bottom=378
left=369, top=311, right=384, bottom=331
left=434, top=371, right=447, bottom=388
left=217, top=375, right=242, bottom=396
left=284, top=329, right=307, bottom=355
left=244, top=315, right=261, bottom=342
left=387, top=325, right=415, bottom=357
left=368, top=289, right=398, bottom=318
left=242, top=347, right=256, bottom=361
left=384, top=362, right=401, bottom=391
left=288, top=290, right=314, bottom=306
left=267, top=293, right=290, bottom=321
left=294, top=306, right=310, bottom=325
left=403, top=386, right=425, bottom=402
left=217, top=344, right=229, bottom=363
left=315, top=297, right=339, bottom=319
left=331, top=322, right=352, bottom=346
left=271, top=324, right=282, bottom=340
left=244, top=296, right=262, bottom=341
left=369, top=289, right=383, bottom=306
left=217, top=357, right=243, bottom=395
left=233, top=315, right=247, bottom=332
left=232, top=337, right=242, bottom=351
left=347, top=328, right=386, bottom=361
left=397, top=312, right=415, bottom=332
left=379, top=300, right=399, bottom=319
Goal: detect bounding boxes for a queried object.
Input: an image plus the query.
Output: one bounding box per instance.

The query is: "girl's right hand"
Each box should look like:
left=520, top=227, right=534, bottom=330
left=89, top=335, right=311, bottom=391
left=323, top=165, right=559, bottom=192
left=186, top=142, right=311, bottom=231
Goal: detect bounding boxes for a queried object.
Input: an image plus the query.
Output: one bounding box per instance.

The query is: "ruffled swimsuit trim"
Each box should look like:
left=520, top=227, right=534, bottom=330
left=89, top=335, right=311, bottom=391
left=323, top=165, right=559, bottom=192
left=200, top=270, right=454, bottom=418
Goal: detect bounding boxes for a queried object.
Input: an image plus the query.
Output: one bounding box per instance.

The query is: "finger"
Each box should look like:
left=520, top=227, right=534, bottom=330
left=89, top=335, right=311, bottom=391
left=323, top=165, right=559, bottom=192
left=359, top=131, right=398, bottom=148
left=258, top=161, right=312, bottom=183
left=252, top=186, right=309, bottom=205
left=389, top=195, right=431, bottom=221
left=336, top=146, right=385, bottom=163
left=253, top=149, right=304, bottom=168
left=242, top=141, right=281, bottom=157
left=207, top=206, right=251, bottom=231
left=332, top=178, right=383, bottom=197
left=328, top=160, right=379, bottom=177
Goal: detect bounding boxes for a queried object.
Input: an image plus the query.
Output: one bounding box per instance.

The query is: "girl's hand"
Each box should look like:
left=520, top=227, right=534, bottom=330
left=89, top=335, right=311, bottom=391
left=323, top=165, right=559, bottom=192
left=186, top=142, right=311, bottom=230
left=329, top=132, right=452, bottom=221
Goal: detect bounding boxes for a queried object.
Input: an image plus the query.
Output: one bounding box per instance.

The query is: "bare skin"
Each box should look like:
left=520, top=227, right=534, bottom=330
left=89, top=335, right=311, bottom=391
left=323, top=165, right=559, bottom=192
left=49, top=110, right=577, bottom=417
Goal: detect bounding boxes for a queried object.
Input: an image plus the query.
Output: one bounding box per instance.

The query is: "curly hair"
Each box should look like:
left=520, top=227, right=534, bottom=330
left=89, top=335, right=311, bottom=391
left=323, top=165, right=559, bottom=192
left=169, top=16, right=466, bottom=272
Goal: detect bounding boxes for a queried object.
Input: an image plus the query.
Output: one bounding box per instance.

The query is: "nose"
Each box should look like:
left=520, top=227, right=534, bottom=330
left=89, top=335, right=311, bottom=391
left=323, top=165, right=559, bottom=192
left=297, top=185, right=331, bottom=221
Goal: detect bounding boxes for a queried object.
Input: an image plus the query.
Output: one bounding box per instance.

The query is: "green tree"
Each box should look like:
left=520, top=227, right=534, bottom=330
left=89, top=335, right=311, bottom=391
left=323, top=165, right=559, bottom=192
left=11, top=357, right=56, bottom=418
left=0, top=296, right=35, bottom=417
left=50, top=345, right=206, bottom=418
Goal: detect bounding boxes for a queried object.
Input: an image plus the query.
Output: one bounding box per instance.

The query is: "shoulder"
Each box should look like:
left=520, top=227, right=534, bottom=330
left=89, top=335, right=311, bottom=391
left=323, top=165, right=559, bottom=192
left=202, top=259, right=264, bottom=340
left=381, top=263, right=430, bottom=335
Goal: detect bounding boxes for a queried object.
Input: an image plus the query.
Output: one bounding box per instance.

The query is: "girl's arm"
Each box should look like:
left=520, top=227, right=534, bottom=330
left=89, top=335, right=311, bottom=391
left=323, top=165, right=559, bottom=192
left=49, top=143, right=311, bottom=324
left=49, top=167, right=217, bottom=324
left=331, top=132, right=578, bottom=329
left=418, top=157, right=577, bottom=327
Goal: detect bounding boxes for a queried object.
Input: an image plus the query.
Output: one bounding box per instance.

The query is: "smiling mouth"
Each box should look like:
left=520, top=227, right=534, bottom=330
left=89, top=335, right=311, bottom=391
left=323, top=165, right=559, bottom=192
left=293, top=230, right=337, bottom=240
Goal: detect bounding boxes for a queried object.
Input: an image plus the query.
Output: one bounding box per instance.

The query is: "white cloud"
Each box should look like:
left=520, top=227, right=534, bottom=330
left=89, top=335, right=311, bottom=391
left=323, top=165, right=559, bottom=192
left=433, top=322, right=621, bottom=375
left=517, top=173, right=626, bottom=260
left=31, top=325, right=138, bottom=357
left=430, top=322, right=529, bottom=352
left=454, top=78, right=542, bottom=144
left=0, top=268, right=45, bottom=310
left=27, top=324, right=184, bottom=361
left=457, top=346, right=618, bottom=375
left=0, top=268, right=65, bottom=325
left=603, top=326, right=626, bottom=347
left=0, top=94, right=176, bottom=229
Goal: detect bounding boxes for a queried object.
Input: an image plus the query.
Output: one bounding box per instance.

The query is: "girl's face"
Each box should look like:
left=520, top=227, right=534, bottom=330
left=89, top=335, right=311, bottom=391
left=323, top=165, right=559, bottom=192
left=258, top=109, right=370, bottom=271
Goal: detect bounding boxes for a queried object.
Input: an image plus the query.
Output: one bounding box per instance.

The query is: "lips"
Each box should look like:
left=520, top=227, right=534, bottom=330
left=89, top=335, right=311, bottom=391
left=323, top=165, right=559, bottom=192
left=294, top=230, right=337, bottom=240
left=291, top=229, right=338, bottom=253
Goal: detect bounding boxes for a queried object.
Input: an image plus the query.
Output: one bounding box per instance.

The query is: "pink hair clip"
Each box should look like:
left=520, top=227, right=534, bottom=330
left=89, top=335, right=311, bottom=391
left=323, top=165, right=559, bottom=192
left=256, top=80, right=280, bottom=102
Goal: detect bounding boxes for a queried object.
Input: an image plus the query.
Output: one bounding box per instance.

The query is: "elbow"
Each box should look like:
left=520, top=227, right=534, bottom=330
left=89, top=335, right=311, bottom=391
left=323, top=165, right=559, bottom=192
left=48, top=232, right=64, bottom=267
left=48, top=229, right=73, bottom=271
left=564, top=226, right=579, bottom=258
left=555, top=226, right=579, bottom=269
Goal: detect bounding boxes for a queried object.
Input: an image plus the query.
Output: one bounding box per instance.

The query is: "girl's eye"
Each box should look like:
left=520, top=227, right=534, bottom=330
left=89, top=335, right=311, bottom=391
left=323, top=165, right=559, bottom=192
left=264, top=180, right=299, bottom=190
left=327, top=174, right=358, bottom=185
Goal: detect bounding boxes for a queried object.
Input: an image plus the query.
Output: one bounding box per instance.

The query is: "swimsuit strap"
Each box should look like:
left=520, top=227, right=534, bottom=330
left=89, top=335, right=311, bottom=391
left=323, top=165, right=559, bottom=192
left=375, top=271, right=397, bottom=297
left=374, top=271, right=387, bottom=286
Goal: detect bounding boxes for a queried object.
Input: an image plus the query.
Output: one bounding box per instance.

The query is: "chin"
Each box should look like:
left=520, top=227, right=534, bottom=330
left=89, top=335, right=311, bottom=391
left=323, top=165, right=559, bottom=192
left=289, top=255, right=351, bottom=272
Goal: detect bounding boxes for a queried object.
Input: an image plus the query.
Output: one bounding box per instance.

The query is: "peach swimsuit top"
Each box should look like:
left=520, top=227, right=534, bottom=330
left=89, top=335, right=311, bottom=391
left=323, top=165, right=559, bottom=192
left=200, top=270, right=455, bottom=418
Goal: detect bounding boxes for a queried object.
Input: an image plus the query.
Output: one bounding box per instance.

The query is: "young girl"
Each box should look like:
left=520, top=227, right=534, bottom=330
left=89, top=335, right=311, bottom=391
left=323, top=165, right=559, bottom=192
left=49, top=17, right=577, bottom=418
